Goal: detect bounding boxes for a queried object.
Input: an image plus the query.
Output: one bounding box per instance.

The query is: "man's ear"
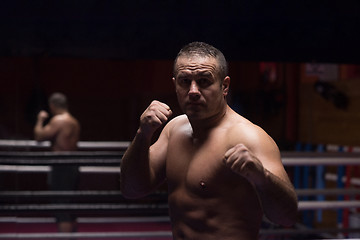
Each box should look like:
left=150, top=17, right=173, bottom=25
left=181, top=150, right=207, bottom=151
left=172, top=77, right=178, bottom=93
left=222, top=76, right=230, bottom=96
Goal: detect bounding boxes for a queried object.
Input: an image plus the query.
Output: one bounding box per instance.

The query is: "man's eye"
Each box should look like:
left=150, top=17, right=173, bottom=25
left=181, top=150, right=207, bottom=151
left=179, top=78, right=191, bottom=85
left=198, top=78, right=211, bottom=87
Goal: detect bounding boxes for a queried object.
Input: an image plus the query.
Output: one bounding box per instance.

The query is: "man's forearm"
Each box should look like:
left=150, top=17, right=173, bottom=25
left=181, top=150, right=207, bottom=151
left=120, top=130, right=155, bottom=198
left=120, top=100, right=172, bottom=198
left=256, top=169, right=298, bottom=226
left=34, top=120, right=45, bottom=141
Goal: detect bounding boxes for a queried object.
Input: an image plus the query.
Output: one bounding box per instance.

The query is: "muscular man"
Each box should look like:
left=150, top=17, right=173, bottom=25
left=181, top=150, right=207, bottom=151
left=34, top=92, right=80, bottom=234
left=120, top=42, right=298, bottom=240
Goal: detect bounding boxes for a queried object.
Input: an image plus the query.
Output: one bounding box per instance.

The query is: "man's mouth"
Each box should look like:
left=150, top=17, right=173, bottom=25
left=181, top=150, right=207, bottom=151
left=186, top=102, right=202, bottom=107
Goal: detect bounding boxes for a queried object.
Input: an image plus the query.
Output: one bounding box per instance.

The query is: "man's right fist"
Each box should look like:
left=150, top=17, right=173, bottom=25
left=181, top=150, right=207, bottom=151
left=37, top=110, right=49, bottom=121
left=139, top=100, right=172, bottom=135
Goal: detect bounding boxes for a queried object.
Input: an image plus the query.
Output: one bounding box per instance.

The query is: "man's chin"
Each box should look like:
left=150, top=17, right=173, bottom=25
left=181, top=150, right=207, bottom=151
left=185, top=110, right=204, bottom=119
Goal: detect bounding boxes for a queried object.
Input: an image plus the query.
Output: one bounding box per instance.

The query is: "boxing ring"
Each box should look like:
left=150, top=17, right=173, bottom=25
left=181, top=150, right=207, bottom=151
left=1, top=140, right=360, bottom=239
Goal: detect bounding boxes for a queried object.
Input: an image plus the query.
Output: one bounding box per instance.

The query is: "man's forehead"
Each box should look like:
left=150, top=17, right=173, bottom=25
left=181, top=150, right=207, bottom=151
left=175, top=55, right=218, bottom=71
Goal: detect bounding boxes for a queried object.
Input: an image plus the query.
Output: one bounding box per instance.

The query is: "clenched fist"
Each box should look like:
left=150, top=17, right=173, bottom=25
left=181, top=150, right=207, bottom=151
left=223, top=144, right=265, bottom=185
left=139, top=100, right=172, bottom=136
left=37, top=110, right=49, bottom=122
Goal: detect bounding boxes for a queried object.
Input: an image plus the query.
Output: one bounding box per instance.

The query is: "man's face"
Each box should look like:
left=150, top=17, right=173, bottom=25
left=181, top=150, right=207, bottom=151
left=173, top=55, right=229, bottom=120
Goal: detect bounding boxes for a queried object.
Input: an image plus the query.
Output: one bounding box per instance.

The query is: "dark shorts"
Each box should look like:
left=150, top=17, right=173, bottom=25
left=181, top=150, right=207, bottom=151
left=49, top=166, right=79, bottom=222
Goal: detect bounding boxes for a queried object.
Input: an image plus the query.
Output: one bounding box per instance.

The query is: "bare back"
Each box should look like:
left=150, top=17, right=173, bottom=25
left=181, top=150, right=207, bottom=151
left=164, top=109, right=278, bottom=240
left=51, top=113, right=80, bottom=151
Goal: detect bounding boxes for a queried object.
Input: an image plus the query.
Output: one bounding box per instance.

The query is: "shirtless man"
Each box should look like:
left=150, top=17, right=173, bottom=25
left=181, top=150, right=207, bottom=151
left=34, top=92, right=80, bottom=234
left=120, top=42, right=298, bottom=240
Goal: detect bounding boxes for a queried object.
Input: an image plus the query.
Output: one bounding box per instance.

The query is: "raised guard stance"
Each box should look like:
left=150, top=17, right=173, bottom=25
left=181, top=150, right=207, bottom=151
left=121, top=42, right=298, bottom=240
left=34, top=92, right=80, bottom=235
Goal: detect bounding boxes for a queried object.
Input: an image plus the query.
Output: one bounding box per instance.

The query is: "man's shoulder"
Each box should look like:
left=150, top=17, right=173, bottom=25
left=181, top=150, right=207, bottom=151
left=226, top=111, right=256, bottom=132
left=226, top=113, right=274, bottom=147
left=168, top=114, right=188, bottom=127
left=163, top=114, right=189, bottom=137
left=52, top=113, right=78, bottom=124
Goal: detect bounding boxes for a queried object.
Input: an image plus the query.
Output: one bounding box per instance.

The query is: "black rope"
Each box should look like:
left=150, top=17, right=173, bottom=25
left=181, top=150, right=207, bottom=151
left=0, top=151, right=123, bottom=165
left=0, top=203, right=169, bottom=215
left=0, top=190, right=168, bottom=202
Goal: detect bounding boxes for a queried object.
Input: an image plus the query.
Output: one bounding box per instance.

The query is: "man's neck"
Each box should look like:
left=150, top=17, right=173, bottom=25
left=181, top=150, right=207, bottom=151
left=53, top=109, right=68, bottom=116
left=189, top=105, right=229, bottom=139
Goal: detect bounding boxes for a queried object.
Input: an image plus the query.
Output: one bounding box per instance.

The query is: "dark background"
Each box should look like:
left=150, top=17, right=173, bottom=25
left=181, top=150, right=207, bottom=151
left=1, top=1, right=360, bottom=63
left=1, top=1, right=360, bottom=146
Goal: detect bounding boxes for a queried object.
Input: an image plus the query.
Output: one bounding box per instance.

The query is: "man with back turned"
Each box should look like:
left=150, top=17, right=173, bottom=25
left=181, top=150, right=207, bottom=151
left=120, top=42, right=298, bottom=240
left=34, top=92, right=80, bottom=235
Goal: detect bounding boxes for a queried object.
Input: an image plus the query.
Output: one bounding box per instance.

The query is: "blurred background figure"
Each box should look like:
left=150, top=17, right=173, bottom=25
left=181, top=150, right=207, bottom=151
left=34, top=92, right=81, bottom=234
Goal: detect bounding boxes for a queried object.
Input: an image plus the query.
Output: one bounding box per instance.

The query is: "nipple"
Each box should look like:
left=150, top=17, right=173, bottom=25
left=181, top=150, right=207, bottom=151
left=199, top=180, right=206, bottom=189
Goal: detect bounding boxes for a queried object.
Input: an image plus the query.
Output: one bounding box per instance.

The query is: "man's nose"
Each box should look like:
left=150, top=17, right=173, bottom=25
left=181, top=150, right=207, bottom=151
left=189, top=81, right=200, bottom=96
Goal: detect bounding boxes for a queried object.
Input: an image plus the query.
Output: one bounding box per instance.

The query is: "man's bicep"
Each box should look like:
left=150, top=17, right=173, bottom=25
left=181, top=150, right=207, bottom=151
left=37, top=120, right=59, bottom=141
left=246, top=128, right=290, bottom=183
left=258, top=140, right=291, bottom=183
left=148, top=127, right=170, bottom=182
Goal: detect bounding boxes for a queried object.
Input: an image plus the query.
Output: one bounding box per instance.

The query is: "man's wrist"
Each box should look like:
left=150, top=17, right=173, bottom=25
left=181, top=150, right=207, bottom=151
left=136, top=127, right=153, bottom=141
left=36, top=120, right=44, bottom=126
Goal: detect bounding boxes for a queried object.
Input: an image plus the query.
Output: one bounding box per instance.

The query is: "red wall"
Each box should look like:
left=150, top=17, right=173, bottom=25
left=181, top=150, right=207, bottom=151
left=0, top=57, right=290, bottom=142
left=0, top=57, right=175, bottom=140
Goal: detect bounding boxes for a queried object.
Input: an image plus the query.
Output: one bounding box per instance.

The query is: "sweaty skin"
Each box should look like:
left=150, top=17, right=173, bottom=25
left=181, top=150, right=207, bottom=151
left=121, top=55, right=298, bottom=240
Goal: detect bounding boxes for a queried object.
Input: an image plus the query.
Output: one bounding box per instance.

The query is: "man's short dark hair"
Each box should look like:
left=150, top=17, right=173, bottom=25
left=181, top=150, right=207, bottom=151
left=49, top=92, right=68, bottom=109
left=174, top=42, right=228, bottom=80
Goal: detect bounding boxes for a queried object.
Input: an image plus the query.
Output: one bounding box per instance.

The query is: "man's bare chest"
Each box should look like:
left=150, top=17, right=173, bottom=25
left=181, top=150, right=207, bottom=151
left=166, top=133, right=236, bottom=195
